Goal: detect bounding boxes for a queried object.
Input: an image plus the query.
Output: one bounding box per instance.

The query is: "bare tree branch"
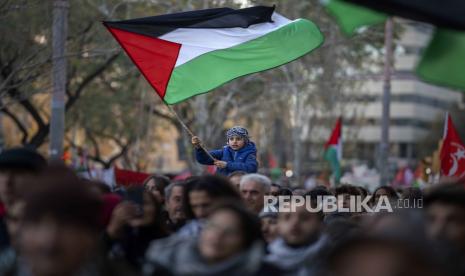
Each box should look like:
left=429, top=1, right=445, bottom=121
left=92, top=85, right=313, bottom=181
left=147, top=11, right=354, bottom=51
left=65, top=53, right=120, bottom=111
left=1, top=106, right=28, bottom=144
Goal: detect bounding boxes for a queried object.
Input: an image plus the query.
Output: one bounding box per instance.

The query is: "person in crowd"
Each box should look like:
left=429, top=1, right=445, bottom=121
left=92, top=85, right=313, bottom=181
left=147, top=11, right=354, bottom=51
left=100, top=193, right=123, bottom=228
left=279, top=187, right=294, bottom=196
left=265, top=196, right=328, bottom=275
left=324, top=235, right=443, bottom=276
left=177, top=175, right=242, bottom=237
left=363, top=209, right=427, bottom=242
left=334, top=184, right=362, bottom=210
left=299, top=187, right=332, bottom=223
left=270, top=183, right=282, bottom=197
left=259, top=211, right=279, bottom=244
left=0, top=147, right=47, bottom=208
left=356, top=186, right=369, bottom=199
left=104, top=186, right=169, bottom=269
left=143, top=174, right=171, bottom=204
left=144, top=201, right=282, bottom=276
left=239, top=173, right=271, bottom=214
left=2, top=166, right=136, bottom=276
left=0, top=147, right=46, bottom=250
left=164, top=181, right=186, bottom=232
left=227, top=170, right=247, bottom=190
left=324, top=218, right=360, bottom=246
left=292, top=188, right=307, bottom=196
left=192, top=126, right=258, bottom=175
left=424, top=182, right=465, bottom=258
left=0, top=199, right=25, bottom=275
left=86, top=179, right=112, bottom=196
left=372, top=185, right=399, bottom=206
left=400, top=187, right=423, bottom=208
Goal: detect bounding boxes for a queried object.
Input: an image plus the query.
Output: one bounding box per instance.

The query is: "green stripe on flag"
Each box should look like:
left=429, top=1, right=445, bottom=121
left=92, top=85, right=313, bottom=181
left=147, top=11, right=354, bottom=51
left=416, top=28, right=465, bottom=91
left=163, top=19, right=324, bottom=104
left=323, top=0, right=387, bottom=36
left=325, top=146, right=341, bottom=184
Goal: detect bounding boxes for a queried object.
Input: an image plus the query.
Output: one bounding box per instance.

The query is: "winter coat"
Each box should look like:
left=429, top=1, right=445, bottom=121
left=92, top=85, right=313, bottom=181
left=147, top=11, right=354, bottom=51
left=144, top=236, right=282, bottom=276
left=195, top=142, right=258, bottom=176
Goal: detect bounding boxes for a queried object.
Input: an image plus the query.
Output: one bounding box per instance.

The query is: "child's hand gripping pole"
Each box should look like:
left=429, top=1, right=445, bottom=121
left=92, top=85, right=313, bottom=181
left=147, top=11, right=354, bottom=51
left=191, top=136, right=218, bottom=163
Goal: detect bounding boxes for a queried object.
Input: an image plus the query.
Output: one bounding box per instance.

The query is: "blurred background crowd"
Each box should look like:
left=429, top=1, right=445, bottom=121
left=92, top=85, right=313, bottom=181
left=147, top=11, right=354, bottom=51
left=0, top=147, right=464, bottom=276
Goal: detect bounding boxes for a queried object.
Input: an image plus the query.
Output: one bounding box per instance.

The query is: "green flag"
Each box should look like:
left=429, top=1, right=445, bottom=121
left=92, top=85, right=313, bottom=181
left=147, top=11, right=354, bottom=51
left=416, top=28, right=465, bottom=91
left=323, top=0, right=387, bottom=36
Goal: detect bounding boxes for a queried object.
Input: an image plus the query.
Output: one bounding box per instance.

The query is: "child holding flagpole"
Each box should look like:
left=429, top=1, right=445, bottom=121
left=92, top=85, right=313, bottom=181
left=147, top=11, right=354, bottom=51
left=191, top=126, right=258, bottom=176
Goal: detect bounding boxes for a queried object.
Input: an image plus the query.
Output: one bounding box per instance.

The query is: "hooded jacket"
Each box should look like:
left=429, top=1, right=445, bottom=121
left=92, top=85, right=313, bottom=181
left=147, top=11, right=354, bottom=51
left=195, top=142, right=258, bottom=175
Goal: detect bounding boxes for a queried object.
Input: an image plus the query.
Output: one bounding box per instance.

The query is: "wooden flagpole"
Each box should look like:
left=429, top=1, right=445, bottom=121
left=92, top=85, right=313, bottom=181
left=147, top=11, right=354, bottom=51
left=165, top=104, right=217, bottom=162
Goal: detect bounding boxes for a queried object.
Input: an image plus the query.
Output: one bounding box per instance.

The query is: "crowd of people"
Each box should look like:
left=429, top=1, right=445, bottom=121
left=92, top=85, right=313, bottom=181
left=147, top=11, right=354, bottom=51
left=0, top=147, right=464, bottom=276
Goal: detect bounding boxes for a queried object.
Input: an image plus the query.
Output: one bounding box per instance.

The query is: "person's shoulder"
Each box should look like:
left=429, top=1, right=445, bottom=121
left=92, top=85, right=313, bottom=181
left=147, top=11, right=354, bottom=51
left=244, top=142, right=257, bottom=153
left=257, top=261, right=284, bottom=276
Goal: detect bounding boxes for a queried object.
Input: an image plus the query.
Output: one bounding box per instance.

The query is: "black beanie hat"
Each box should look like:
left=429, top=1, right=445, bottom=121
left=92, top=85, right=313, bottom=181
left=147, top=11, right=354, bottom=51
left=0, top=147, right=46, bottom=172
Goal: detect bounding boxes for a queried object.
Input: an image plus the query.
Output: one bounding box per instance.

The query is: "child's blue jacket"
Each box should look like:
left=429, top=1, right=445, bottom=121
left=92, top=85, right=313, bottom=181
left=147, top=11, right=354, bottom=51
left=195, top=142, right=258, bottom=175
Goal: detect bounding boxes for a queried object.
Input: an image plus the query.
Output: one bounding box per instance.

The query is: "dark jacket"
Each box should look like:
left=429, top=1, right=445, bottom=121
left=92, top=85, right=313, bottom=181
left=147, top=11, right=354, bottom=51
left=195, top=142, right=258, bottom=175
left=103, top=225, right=168, bottom=269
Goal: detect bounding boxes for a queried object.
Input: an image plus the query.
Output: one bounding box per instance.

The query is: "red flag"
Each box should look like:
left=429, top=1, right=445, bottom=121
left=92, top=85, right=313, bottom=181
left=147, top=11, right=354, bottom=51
left=440, top=113, right=465, bottom=178
left=324, top=117, right=342, bottom=150
left=114, top=167, right=150, bottom=186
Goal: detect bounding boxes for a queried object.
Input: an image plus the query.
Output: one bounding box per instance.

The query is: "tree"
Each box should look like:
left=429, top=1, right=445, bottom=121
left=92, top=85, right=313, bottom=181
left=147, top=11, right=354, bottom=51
left=0, top=0, right=120, bottom=150
left=0, top=0, right=389, bottom=176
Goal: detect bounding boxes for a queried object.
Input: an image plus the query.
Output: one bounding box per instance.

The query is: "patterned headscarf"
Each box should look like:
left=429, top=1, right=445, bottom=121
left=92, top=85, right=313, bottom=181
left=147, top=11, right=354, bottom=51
left=226, top=126, right=249, bottom=143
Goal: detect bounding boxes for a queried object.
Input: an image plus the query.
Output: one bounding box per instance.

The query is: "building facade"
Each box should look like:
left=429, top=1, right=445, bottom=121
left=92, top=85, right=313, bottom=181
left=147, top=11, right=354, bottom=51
left=309, top=21, right=463, bottom=167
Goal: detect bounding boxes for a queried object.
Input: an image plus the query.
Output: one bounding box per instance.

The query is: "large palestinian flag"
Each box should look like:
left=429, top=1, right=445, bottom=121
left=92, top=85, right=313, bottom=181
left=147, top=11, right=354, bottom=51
left=103, top=6, right=324, bottom=104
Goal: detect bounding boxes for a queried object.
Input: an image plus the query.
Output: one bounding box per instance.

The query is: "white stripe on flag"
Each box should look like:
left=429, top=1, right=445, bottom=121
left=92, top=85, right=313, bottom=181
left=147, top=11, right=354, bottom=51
left=158, top=13, right=293, bottom=67
left=443, top=112, right=449, bottom=139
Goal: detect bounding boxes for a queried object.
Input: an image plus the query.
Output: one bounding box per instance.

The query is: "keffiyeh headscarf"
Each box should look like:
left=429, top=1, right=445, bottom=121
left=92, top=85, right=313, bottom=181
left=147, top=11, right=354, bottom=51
left=226, top=126, right=249, bottom=144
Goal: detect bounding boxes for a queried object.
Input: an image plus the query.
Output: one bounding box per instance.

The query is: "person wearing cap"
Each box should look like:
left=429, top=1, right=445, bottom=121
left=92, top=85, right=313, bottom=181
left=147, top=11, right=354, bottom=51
left=259, top=210, right=279, bottom=244
left=191, top=126, right=258, bottom=176
left=0, top=147, right=46, bottom=208
left=0, top=147, right=46, bottom=250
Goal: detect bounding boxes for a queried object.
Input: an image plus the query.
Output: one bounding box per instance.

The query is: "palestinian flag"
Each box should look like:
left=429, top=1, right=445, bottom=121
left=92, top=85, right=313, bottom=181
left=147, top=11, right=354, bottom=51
left=324, top=117, right=342, bottom=184
left=416, top=29, right=465, bottom=91
left=322, top=0, right=387, bottom=36
left=103, top=6, right=323, bottom=104
left=342, top=0, right=465, bottom=31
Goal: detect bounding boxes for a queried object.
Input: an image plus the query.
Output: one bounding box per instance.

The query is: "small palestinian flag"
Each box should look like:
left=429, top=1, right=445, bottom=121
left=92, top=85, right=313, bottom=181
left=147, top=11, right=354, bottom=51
left=103, top=6, right=324, bottom=104
left=324, top=117, right=342, bottom=184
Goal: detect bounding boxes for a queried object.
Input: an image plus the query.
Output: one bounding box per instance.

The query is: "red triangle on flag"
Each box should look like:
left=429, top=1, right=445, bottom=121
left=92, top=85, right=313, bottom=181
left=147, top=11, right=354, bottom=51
left=325, top=117, right=342, bottom=149
left=105, top=26, right=181, bottom=99
left=440, top=113, right=465, bottom=179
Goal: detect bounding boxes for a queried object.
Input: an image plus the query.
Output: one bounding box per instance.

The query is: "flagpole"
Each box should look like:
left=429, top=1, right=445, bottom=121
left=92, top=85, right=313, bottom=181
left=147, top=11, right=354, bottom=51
left=49, top=0, right=69, bottom=161
left=165, top=104, right=217, bottom=162
left=379, top=17, right=393, bottom=186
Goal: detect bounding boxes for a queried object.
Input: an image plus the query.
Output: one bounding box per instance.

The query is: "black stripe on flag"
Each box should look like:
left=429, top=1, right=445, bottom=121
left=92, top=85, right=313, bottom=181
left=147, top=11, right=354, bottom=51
left=104, top=5, right=275, bottom=38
